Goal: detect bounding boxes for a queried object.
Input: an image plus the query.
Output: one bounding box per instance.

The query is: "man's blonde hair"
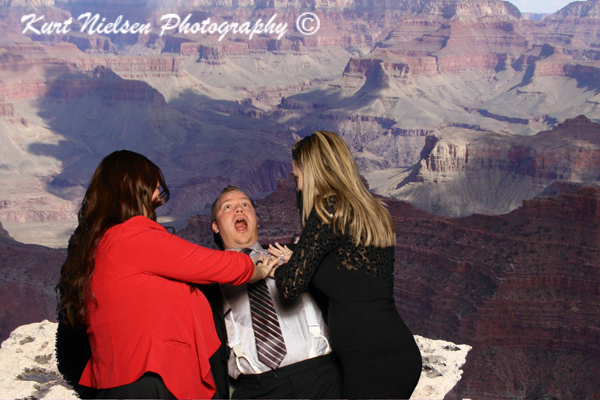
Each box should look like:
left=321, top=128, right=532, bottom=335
left=292, top=131, right=395, bottom=248
left=211, top=185, right=252, bottom=222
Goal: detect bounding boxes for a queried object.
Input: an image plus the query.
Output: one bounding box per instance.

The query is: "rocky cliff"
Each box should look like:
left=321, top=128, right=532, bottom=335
left=0, top=320, right=470, bottom=400
left=0, top=321, right=76, bottom=400
left=0, top=222, right=12, bottom=239
left=449, top=189, right=600, bottom=399
left=0, top=236, right=65, bottom=342
left=0, top=0, right=55, bottom=5
left=369, top=115, right=600, bottom=217
left=0, top=38, right=297, bottom=225
left=0, top=0, right=599, bottom=234
left=269, top=0, right=600, bottom=182
left=544, top=0, right=600, bottom=47
left=389, top=186, right=600, bottom=399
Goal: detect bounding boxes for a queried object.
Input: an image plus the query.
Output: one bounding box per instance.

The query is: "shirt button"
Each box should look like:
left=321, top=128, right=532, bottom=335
left=273, top=372, right=278, bottom=378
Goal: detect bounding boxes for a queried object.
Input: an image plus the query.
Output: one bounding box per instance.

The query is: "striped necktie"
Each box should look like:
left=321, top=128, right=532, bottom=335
left=243, top=248, right=287, bottom=369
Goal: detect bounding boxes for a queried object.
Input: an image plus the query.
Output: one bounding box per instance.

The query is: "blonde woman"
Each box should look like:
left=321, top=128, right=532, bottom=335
left=272, top=131, right=422, bottom=398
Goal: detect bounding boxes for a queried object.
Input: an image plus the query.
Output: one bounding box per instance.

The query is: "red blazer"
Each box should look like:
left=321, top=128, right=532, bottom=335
left=79, top=216, right=254, bottom=399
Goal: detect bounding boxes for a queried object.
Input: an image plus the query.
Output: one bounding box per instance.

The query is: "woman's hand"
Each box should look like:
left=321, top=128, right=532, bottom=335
left=268, top=242, right=293, bottom=265
left=249, top=254, right=279, bottom=283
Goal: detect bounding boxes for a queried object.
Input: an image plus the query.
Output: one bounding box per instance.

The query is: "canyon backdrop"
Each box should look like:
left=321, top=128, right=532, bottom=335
left=0, top=0, right=599, bottom=399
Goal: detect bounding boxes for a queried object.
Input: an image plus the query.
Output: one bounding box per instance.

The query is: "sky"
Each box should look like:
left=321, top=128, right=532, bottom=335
left=508, top=0, right=579, bottom=14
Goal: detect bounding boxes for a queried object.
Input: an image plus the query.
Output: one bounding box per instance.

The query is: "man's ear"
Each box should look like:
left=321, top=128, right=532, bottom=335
left=212, top=221, right=219, bottom=234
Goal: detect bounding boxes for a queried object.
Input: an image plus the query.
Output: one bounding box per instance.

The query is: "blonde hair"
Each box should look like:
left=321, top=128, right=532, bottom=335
left=292, top=131, right=395, bottom=248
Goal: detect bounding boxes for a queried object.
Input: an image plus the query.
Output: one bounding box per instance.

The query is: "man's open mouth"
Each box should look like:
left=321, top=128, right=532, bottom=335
left=235, top=217, right=248, bottom=232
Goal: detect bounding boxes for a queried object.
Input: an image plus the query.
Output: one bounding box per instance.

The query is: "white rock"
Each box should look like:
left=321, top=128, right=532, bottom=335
left=0, top=320, right=78, bottom=399
left=411, top=335, right=472, bottom=399
left=0, top=322, right=470, bottom=400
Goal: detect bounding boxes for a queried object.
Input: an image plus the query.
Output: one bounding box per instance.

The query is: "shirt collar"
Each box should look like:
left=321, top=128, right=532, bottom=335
left=226, top=241, right=264, bottom=253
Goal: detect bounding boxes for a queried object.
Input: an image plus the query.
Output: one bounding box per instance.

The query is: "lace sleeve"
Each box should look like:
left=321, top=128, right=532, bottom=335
left=274, top=203, right=341, bottom=299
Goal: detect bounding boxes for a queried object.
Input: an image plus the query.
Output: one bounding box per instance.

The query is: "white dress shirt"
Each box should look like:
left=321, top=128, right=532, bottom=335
left=222, top=242, right=331, bottom=378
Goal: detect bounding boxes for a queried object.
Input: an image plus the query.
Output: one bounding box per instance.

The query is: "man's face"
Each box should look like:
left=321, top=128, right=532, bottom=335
left=212, top=190, right=259, bottom=250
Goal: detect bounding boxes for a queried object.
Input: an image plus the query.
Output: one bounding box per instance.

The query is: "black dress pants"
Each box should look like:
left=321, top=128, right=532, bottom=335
left=232, top=353, right=343, bottom=399
left=95, top=372, right=176, bottom=399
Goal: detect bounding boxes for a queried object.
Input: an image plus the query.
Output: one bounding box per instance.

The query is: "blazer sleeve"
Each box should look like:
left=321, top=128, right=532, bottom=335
left=120, top=221, right=254, bottom=286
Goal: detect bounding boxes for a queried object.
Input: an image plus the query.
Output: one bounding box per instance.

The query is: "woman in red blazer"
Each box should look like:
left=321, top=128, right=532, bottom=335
left=58, top=150, right=274, bottom=399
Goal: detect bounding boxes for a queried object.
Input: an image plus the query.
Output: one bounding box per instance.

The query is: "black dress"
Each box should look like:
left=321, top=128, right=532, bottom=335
left=274, top=198, right=422, bottom=399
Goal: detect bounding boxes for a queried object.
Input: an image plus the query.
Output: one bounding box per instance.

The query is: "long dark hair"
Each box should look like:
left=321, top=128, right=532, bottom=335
left=57, top=150, right=170, bottom=329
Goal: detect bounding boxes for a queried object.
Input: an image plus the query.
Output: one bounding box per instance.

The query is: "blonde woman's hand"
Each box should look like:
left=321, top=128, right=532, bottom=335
left=249, top=254, right=280, bottom=283
left=267, top=242, right=293, bottom=265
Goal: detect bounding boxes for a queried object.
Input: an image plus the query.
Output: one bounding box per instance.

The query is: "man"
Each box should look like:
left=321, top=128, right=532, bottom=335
left=210, top=186, right=342, bottom=399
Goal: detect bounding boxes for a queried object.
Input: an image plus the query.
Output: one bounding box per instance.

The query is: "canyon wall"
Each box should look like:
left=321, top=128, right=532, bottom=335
left=371, top=115, right=600, bottom=217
